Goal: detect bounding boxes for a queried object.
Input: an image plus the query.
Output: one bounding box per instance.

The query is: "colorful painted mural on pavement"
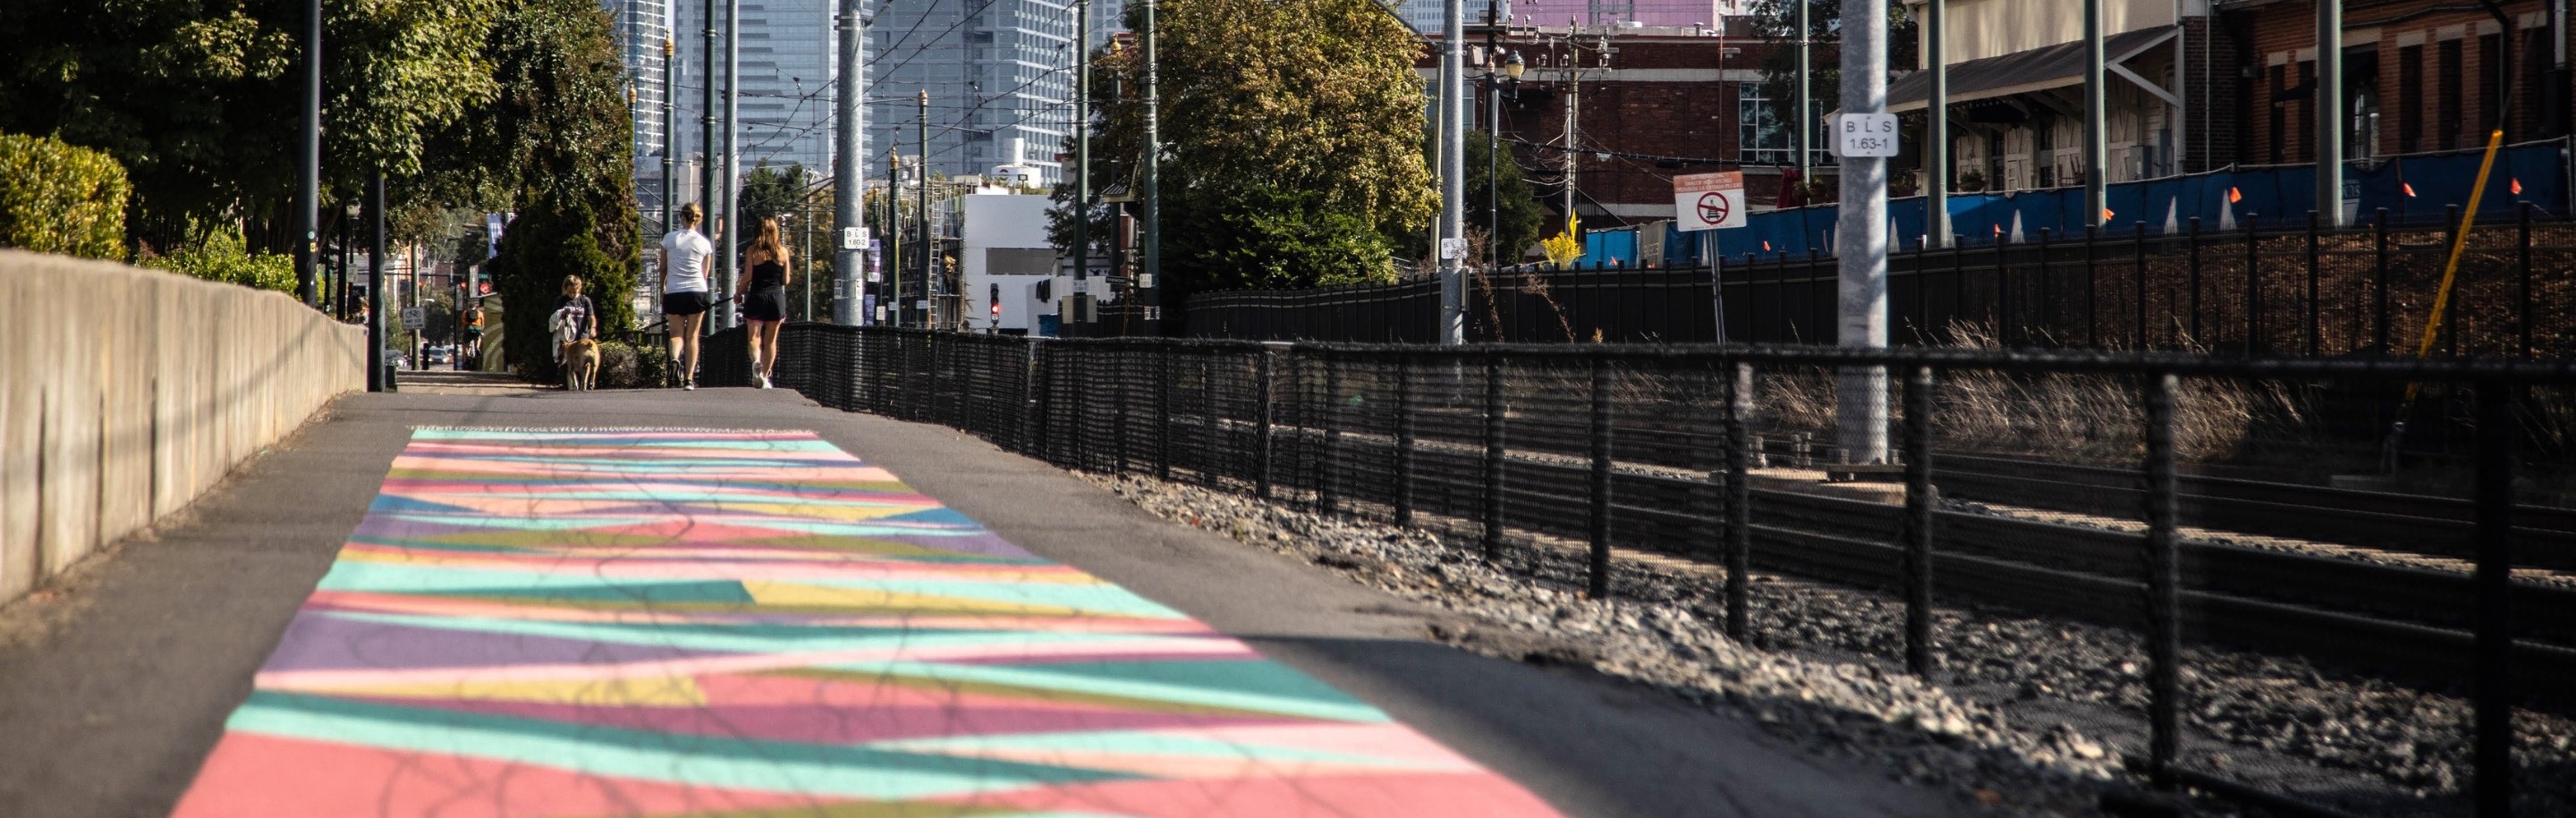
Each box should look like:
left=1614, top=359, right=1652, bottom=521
left=173, top=428, right=1563, bottom=817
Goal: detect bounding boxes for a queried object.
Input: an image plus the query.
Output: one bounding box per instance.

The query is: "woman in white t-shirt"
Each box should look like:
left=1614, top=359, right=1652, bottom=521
left=657, top=203, right=716, bottom=389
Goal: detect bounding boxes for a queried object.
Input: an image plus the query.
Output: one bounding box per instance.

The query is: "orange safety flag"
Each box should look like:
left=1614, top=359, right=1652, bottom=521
left=1762, top=240, right=1772, bottom=251
left=2404, top=182, right=2419, bottom=198
left=2512, top=178, right=2524, bottom=195
left=2227, top=187, right=2242, bottom=204
left=2103, top=208, right=2116, bottom=222
left=1994, top=224, right=2004, bottom=236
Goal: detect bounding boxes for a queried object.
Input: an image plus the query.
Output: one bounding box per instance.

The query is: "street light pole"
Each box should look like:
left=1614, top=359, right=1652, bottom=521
left=2082, top=0, right=2107, bottom=229
left=1926, top=0, right=1949, bottom=248
left=718, top=0, right=741, bottom=328
left=1142, top=0, right=1163, bottom=331
left=297, top=0, right=320, bottom=308
left=833, top=0, right=864, bottom=325
left=2316, top=0, right=2344, bottom=227
left=1835, top=0, right=1890, bottom=464
left=662, top=38, right=676, bottom=249
left=919, top=90, right=933, bottom=330
left=1073, top=0, right=1091, bottom=333
left=1436, top=0, right=1466, bottom=345
left=368, top=172, right=386, bottom=392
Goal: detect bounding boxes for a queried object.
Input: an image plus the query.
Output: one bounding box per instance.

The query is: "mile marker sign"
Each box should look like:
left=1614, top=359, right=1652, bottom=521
left=1674, top=171, right=1746, bottom=232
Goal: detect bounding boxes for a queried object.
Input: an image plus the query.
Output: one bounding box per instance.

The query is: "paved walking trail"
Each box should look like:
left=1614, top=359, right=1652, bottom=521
left=0, top=377, right=1970, bottom=818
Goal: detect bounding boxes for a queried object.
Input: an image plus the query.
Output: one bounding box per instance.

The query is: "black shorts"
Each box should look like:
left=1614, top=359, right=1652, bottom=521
left=662, top=291, right=711, bottom=316
left=742, top=287, right=788, bottom=322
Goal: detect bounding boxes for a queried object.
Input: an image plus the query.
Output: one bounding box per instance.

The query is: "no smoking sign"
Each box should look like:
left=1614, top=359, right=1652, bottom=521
left=1674, top=172, right=1746, bottom=232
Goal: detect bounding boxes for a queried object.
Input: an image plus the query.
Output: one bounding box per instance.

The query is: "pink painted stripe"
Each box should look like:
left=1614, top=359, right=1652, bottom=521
left=255, top=637, right=1259, bottom=689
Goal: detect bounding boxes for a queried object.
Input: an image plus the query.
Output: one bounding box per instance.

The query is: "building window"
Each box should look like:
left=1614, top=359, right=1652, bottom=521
left=2399, top=45, right=2424, bottom=153
left=2439, top=39, right=2464, bottom=149
left=2269, top=63, right=2287, bottom=163
left=2479, top=33, right=2504, bottom=136
left=1739, top=84, right=1790, bottom=165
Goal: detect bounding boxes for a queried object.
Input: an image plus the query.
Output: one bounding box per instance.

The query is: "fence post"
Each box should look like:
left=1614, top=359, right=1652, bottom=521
left=1995, top=233, right=2012, bottom=345
left=2519, top=201, right=2534, bottom=358
left=2318, top=209, right=2339, bottom=357
left=1394, top=353, right=1416, bottom=527
left=1587, top=353, right=1613, bottom=599
left=1030, top=342, right=1052, bottom=461
left=2038, top=228, right=2055, bottom=342
left=1319, top=352, right=1341, bottom=516
left=1199, top=353, right=1218, bottom=490
left=2188, top=216, right=2204, bottom=345
left=2376, top=208, right=2393, bottom=356
left=2085, top=224, right=2100, bottom=348
left=1114, top=345, right=1131, bottom=476
left=1482, top=351, right=1505, bottom=559
left=2445, top=204, right=2462, bottom=358
left=2134, top=221, right=2149, bottom=350
left=2142, top=371, right=2182, bottom=785
left=2472, top=379, right=2516, bottom=817
left=1902, top=365, right=1937, bottom=678
left=1255, top=349, right=1275, bottom=500
left=2245, top=213, right=2262, bottom=355
left=1156, top=347, right=1174, bottom=481
left=1952, top=236, right=1967, bottom=343
left=1722, top=360, right=1752, bottom=639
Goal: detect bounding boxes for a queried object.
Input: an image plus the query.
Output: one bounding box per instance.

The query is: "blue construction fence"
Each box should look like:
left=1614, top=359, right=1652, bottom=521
left=1582, top=140, right=2572, bottom=268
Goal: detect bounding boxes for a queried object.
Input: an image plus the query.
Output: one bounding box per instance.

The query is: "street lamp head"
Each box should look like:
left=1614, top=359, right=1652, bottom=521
left=1504, top=50, right=1526, bottom=80
left=344, top=203, right=360, bottom=218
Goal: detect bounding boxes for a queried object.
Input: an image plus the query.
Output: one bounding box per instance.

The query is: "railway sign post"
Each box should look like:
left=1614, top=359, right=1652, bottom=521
left=1675, top=172, right=1745, bottom=341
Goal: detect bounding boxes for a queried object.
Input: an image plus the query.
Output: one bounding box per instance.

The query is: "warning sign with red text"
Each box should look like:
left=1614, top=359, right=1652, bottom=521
left=1674, top=172, right=1746, bottom=232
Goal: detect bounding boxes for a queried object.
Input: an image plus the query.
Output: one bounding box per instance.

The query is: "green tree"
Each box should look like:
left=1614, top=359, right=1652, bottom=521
left=1061, top=0, right=1435, bottom=300
left=0, top=0, right=499, bottom=240
left=485, top=193, right=623, bottom=376
left=1394, top=130, right=1546, bottom=265
left=1740, top=0, right=1916, bottom=181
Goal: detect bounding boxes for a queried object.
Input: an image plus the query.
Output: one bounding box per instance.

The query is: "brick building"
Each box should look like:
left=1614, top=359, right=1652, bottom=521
left=2231, top=0, right=2568, bottom=165
left=1422, top=21, right=1826, bottom=228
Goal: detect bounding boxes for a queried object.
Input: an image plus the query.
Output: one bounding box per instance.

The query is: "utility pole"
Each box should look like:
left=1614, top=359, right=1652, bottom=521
left=296, top=0, right=319, bottom=307
left=718, top=0, right=741, bottom=328
left=1926, top=0, right=1949, bottom=247
left=1142, top=0, right=1163, bottom=331
left=1835, top=0, right=1889, bottom=464
left=700, top=0, right=719, bottom=323
left=1486, top=2, right=1501, bottom=270
left=889, top=154, right=904, bottom=327
left=674, top=37, right=685, bottom=251
left=2316, top=0, right=2343, bottom=227
left=367, top=173, right=386, bottom=392
left=833, top=0, right=864, bottom=325
left=1437, top=0, right=1465, bottom=343
left=1072, top=0, right=1091, bottom=333
left=1795, top=0, right=1811, bottom=196
left=1563, top=76, right=1578, bottom=225
left=918, top=90, right=933, bottom=331
left=2082, top=0, right=2106, bottom=228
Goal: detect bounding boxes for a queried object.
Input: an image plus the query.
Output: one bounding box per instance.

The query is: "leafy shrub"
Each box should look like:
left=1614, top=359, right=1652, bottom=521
left=591, top=341, right=672, bottom=390
left=0, top=132, right=130, bottom=259
left=139, top=228, right=296, bottom=293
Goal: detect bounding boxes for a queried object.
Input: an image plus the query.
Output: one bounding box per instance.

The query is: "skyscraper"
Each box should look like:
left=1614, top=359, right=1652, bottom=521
left=869, top=0, right=1075, bottom=184
left=670, top=0, right=843, bottom=189
left=604, top=0, right=672, bottom=215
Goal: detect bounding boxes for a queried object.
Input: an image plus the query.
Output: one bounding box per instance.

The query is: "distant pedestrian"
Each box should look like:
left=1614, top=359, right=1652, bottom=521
left=740, top=216, right=792, bottom=389
left=659, top=203, right=715, bottom=390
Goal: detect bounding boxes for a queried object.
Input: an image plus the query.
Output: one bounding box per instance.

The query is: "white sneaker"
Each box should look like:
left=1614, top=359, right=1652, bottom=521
left=683, top=380, right=697, bottom=391
left=758, top=375, right=773, bottom=389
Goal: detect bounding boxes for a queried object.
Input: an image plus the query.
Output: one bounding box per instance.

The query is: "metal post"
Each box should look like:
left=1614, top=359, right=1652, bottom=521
left=888, top=156, right=903, bottom=328
left=832, top=0, right=863, bottom=325
left=1437, top=0, right=1466, bottom=345
left=367, top=173, right=386, bottom=392
left=1926, top=0, right=1950, bottom=248
left=1072, top=0, right=1091, bottom=329
left=2472, top=380, right=2515, bottom=817
left=1255, top=349, right=1275, bottom=499
left=2038, top=228, right=2055, bottom=340
left=663, top=38, right=676, bottom=266
left=719, top=0, right=740, bottom=329
left=2245, top=214, right=2261, bottom=355
left=1835, top=0, right=1891, bottom=464
left=1794, top=0, right=1811, bottom=198
left=2446, top=204, right=2462, bottom=357
left=1722, top=361, right=1752, bottom=638
left=1394, top=355, right=1416, bottom=525
left=1156, top=350, right=1173, bottom=480
left=1319, top=354, right=1342, bottom=515
left=2143, top=372, right=2182, bottom=783
left=2082, top=0, right=2106, bottom=229
left=2084, top=225, right=2099, bottom=347
left=919, top=92, right=935, bottom=330
left=2520, top=201, right=2535, bottom=358
left=1587, top=354, right=1613, bottom=598
left=2133, top=221, right=2148, bottom=349
left=2188, top=216, right=2203, bottom=343
left=296, top=0, right=319, bottom=307
left=1141, top=0, right=1162, bottom=329
left=1902, top=366, right=1936, bottom=677
left=1482, top=352, right=1505, bottom=559
left=2307, top=210, right=2323, bottom=356
left=2318, top=0, right=2344, bottom=228
left=2376, top=208, right=2392, bottom=355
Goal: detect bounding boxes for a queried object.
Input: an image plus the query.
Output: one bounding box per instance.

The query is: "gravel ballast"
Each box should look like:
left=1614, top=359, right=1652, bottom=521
left=1082, top=470, right=2576, bottom=818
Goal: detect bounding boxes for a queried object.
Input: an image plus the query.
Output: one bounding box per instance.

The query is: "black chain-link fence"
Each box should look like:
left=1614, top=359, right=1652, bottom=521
left=714, top=323, right=2576, bottom=815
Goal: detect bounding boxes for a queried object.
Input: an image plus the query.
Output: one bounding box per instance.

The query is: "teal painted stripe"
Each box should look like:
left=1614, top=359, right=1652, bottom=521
left=876, top=728, right=1402, bottom=766
left=788, top=579, right=1184, bottom=619
left=322, top=610, right=1192, bottom=655
left=225, top=691, right=1131, bottom=798
left=819, top=661, right=1392, bottom=723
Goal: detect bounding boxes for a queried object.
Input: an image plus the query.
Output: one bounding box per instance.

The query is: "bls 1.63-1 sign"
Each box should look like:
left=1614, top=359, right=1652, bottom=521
left=1835, top=112, right=1899, bottom=158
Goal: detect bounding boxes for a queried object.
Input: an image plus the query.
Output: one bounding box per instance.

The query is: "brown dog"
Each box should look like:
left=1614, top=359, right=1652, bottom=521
left=563, top=339, right=600, bottom=391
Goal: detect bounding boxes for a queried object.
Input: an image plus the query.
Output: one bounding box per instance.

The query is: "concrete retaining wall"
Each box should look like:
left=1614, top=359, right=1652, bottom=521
left=0, top=249, right=365, bottom=603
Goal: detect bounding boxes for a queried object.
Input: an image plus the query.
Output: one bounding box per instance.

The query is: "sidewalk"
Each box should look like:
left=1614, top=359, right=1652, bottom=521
left=0, top=386, right=1974, bottom=818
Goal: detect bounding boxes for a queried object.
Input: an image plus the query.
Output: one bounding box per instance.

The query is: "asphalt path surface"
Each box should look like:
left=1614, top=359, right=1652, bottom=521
left=0, top=381, right=1974, bottom=818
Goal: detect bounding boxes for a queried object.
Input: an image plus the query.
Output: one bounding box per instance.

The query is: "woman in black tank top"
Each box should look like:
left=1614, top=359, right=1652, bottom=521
left=741, top=217, right=792, bottom=388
